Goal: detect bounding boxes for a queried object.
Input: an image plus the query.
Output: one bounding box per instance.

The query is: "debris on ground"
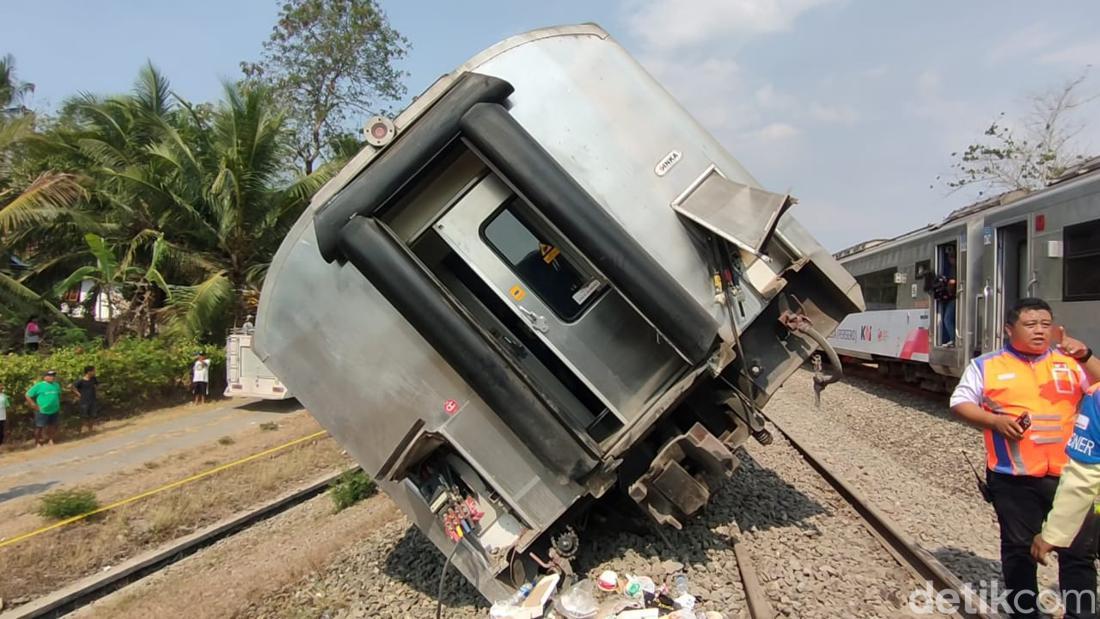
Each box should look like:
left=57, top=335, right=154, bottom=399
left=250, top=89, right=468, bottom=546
left=488, top=569, right=726, bottom=619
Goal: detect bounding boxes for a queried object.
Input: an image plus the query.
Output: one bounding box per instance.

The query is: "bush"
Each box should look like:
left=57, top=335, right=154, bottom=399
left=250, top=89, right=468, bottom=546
left=37, top=488, right=101, bottom=520
left=0, top=335, right=226, bottom=442
left=44, top=324, right=100, bottom=348
left=329, top=469, right=376, bottom=513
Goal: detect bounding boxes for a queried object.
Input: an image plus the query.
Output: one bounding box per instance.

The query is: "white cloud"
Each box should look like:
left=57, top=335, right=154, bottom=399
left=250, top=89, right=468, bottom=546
left=1039, top=41, right=1100, bottom=66
left=755, top=122, right=800, bottom=141
left=624, top=0, right=837, bottom=50
left=639, top=55, right=748, bottom=131
left=986, top=23, right=1059, bottom=63
left=755, top=83, right=798, bottom=110
left=808, top=102, right=858, bottom=125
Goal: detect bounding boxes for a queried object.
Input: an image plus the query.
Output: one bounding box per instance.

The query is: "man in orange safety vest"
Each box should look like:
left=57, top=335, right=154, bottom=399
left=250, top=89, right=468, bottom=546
left=951, top=297, right=1100, bottom=618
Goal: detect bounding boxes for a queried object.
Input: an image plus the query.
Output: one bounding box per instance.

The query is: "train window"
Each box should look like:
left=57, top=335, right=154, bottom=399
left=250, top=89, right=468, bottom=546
left=1064, top=219, right=1100, bottom=301
left=854, top=268, right=898, bottom=310
left=482, top=200, right=606, bottom=321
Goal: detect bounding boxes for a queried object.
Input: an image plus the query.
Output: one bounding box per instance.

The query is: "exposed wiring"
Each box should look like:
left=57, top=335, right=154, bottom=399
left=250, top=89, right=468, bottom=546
left=436, top=537, right=465, bottom=619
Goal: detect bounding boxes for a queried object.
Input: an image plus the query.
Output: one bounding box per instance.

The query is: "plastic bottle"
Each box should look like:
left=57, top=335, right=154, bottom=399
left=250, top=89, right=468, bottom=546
left=671, top=573, right=689, bottom=596
left=489, top=582, right=534, bottom=618
left=669, top=574, right=696, bottom=611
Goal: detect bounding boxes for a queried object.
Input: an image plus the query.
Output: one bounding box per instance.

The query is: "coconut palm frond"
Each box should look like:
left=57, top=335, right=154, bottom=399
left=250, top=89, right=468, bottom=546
left=161, top=270, right=231, bottom=338
left=0, top=171, right=85, bottom=234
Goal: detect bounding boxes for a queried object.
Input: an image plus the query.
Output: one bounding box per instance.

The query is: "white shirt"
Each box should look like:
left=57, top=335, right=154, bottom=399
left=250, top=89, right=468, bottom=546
left=0, top=393, right=9, bottom=421
left=950, top=353, right=1088, bottom=408
left=192, top=359, right=210, bottom=383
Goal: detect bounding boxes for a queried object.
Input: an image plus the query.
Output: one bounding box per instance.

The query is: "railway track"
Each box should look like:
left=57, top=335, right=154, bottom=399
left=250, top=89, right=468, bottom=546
left=10, top=376, right=991, bottom=619
left=745, top=411, right=1002, bottom=619
left=2, top=468, right=356, bottom=619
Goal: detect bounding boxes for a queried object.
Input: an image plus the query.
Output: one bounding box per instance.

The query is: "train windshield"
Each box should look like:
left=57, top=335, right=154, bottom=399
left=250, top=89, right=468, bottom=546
left=482, top=201, right=605, bottom=321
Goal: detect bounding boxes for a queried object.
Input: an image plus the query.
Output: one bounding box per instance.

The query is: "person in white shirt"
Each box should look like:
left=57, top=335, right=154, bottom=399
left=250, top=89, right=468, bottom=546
left=0, top=382, right=10, bottom=446
left=191, top=352, right=211, bottom=405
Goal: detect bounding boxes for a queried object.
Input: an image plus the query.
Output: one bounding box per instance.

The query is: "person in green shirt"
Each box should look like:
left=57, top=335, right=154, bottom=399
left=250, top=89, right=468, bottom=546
left=26, top=370, right=62, bottom=447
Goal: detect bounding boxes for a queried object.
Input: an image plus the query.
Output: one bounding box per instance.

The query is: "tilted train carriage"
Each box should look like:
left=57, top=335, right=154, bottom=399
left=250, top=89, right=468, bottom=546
left=829, top=158, right=1100, bottom=390
left=254, top=24, right=861, bottom=600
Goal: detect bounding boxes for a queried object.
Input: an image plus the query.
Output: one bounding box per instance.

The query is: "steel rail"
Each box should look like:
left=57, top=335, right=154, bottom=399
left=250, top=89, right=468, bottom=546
left=754, top=412, right=1004, bottom=619
left=2, top=468, right=358, bottom=619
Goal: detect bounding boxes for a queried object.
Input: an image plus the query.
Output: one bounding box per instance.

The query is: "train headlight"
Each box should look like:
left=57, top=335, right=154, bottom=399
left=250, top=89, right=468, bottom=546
left=364, top=116, right=396, bottom=147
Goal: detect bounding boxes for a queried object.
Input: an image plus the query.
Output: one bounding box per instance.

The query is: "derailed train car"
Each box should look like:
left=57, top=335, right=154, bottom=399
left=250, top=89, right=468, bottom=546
left=255, top=25, right=862, bottom=600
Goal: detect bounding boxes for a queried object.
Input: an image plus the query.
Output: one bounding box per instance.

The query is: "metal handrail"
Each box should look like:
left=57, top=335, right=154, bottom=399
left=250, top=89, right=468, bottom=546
left=974, top=286, right=989, bottom=353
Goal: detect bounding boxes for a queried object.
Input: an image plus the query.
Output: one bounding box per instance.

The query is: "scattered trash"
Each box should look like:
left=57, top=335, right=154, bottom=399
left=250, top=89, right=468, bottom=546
left=482, top=565, right=723, bottom=618
left=555, top=579, right=599, bottom=618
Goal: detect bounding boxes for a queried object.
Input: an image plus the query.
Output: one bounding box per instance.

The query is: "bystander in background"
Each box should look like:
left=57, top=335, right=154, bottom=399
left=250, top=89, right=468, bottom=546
left=73, top=365, right=100, bottom=434
left=26, top=370, right=62, bottom=446
left=0, top=383, right=10, bottom=446
left=23, top=316, right=41, bottom=352
left=191, top=352, right=210, bottom=405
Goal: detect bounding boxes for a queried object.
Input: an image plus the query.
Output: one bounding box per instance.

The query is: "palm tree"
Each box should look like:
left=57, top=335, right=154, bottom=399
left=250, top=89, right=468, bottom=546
left=151, top=81, right=333, bottom=337
left=0, top=54, right=35, bottom=114
left=0, top=71, right=82, bottom=329
left=3, top=64, right=334, bottom=342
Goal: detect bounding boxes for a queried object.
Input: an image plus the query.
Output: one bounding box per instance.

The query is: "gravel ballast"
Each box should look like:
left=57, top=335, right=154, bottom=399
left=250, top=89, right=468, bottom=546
left=767, top=369, right=1066, bottom=603
left=248, top=373, right=961, bottom=618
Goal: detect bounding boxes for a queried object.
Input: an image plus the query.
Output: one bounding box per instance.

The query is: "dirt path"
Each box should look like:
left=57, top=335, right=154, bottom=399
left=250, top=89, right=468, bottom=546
left=0, top=403, right=357, bottom=609
left=72, top=494, right=404, bottom=619
left=0, top=398, right=302, bottom=503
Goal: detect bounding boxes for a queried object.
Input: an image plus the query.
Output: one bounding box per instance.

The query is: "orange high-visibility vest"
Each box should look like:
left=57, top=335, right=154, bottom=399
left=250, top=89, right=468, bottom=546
left=978, top=347, right=1085, bottom=476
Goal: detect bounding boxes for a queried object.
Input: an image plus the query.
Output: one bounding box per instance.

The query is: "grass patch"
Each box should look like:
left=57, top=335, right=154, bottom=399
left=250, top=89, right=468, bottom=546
left=329, top=469, right=375, bottom=513
left=217, top=436, right=236, bottom=446
left=37, top=489, right=100, bottom=520
left=259, top=422, right=279, bottom=431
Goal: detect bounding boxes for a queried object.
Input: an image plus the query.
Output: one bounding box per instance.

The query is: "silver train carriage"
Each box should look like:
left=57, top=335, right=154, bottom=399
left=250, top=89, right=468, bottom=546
left=828, top=157, right=1100, bottom=390
left=254, top=24, right=861, bottom=600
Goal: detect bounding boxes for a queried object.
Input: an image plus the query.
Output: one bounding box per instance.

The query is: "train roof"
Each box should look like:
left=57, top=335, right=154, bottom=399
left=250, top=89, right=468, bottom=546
left=833, top=155, right=1100, bottom=261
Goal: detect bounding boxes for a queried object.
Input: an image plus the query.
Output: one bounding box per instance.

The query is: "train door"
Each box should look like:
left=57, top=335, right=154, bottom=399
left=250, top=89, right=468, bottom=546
left=992, top=221, right=1029, bottom=350
left=930, top=239, right=966, bottom=372
left=430, top=174, right=686, bottom=427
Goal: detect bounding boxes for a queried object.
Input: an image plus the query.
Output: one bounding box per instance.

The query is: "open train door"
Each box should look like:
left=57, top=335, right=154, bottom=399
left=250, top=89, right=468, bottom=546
left=929, top=234, right=967, bottom=375
left=991, top=218, right=1031, bottom=351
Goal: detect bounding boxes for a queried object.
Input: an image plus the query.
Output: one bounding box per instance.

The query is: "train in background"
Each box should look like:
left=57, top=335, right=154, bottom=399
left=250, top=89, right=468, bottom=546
left=828, top=156, right=1100, bottom=391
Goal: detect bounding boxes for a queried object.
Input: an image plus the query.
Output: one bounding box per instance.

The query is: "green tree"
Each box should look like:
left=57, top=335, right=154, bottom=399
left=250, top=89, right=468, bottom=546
left=149, top=81, right=333, bottom=338
left=52, top=232, right=170, bottom=343
left=1, top=53, right=35, bottom=113
left=242, top=0, right=409, bottom=173
left=941, top=72, right=1095, bottom=195
left=0, top=55, right=82, bottom=331
left=4, top=65, right=332, bottom=342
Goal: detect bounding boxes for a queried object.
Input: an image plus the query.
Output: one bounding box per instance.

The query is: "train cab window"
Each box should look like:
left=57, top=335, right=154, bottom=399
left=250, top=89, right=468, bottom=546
left=1064, top=219, right=1100, bottom=301
left=482, top=200, right=606, bottom=321
left=854, top=267, right=898, bottom=310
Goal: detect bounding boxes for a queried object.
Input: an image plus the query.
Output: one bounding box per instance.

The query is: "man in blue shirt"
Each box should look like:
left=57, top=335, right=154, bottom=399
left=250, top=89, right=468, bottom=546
left=1032, top=383, right=1100, bottom=618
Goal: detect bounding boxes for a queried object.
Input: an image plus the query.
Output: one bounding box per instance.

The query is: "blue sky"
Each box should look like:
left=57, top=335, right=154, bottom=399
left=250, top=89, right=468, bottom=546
left=3, top=1, right=1098, bottom=251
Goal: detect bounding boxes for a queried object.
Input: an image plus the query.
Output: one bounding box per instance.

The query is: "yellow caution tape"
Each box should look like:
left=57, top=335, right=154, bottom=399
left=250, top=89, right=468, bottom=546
left=0, top=430, right=329, bottom=550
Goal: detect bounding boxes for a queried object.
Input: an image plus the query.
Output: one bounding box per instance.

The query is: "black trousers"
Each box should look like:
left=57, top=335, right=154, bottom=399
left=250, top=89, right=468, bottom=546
left=0, top=419, right=4, bottom=444
left=989, top=470, right=1099, bottom=619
